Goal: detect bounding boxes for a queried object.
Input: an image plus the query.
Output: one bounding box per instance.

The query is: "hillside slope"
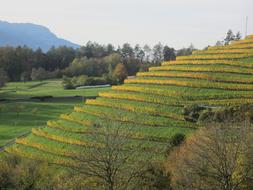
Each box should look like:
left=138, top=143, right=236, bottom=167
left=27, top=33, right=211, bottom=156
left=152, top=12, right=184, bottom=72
left=6, top=35, right=253, bottom=167
left=0, top=21, right=80, bottom=51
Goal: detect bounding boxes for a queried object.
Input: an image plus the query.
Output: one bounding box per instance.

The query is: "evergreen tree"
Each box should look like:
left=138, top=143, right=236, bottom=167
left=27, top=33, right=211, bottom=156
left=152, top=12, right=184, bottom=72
left=224, top=29, right=235, bottom=45
left=235, top=31, right=242, bottom=41
left=163, top=46, right=176, bottom=61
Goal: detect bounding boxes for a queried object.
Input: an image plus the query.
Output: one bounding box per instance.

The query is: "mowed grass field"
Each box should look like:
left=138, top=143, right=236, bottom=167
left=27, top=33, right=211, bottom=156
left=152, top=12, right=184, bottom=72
left=0, top=79, right=110, bottom=99
left=0, top=80, right=110, bottom=146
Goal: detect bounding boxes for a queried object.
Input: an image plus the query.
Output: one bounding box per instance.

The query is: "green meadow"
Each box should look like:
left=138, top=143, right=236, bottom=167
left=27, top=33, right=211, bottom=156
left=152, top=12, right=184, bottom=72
left=0, top=80, right=110, bottom=146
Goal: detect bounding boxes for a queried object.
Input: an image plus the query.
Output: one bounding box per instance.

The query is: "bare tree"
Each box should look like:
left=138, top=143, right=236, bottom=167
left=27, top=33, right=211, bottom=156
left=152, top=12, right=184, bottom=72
left=73, top=123, right=151, bottom=190
left=152, top=43, right=164, bottom=65
left=143, top=44, right=152, bottom=63
left=167, top=124, right=253, bottom=190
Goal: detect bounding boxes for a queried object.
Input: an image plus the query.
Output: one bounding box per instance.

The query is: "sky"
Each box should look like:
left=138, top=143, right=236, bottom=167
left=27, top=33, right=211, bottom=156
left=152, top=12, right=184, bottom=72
left=0, top=0, right=252, bottom=49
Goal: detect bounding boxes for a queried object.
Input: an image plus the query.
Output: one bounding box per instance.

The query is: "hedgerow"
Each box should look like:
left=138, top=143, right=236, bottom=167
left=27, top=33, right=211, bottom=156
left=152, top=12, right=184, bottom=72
left=189, top=98, right=253, bottom=106
left=60, top=114, right=94, bottom=126
left=137, top=71, right=253, bottom=84
left=47, top=120, right=89, bottom=133
left=246, top=35, right=253, bottom=39
left=192, top=49, right=253, bottom=55
left=86, top=98, right=184, bottom=120
left=99, top=91, right=186, bottom=106
left=112, top=84, right=253, bottom=100
left=124, top=78, right=253, bottom=91
left=149, top=65, right=253, bottom=74
left=176, top=54, right=253, bottom=60
left=5, top=145, right=80, bottom=168
left=208, top=43, right=253, bottom=50
left=32, top=128, right=88, bottom=146
left=232, top=38, right=253, bottom=45
left=74, top=105, right=189, bottom=127
left=162, top=59, right=253, bottom=68
left=112, top=85, right=183, bottom=98
left=16, top=135, right=83, bottom=158
left=58, top=113, right=194, bottom=141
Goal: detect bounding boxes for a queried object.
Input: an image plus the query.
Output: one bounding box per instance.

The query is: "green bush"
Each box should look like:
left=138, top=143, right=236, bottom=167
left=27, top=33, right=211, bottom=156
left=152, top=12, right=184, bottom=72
left=183, top=104, right=207, bottom=122
left=0, top=154, right=56, bottom=190
left=137, top=162, right=172, bottom=190
left=198, top=104, right=253, bottom=124
left=62, top=75, right=75, bottom=89
left=165, top=133, right=186, bottom=157
left=62, top=75, right=111, bottom=89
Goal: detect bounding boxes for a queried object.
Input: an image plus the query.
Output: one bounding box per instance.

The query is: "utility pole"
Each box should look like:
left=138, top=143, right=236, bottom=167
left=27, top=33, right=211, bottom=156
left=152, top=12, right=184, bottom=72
left=245, top=16, right=248, bottom=37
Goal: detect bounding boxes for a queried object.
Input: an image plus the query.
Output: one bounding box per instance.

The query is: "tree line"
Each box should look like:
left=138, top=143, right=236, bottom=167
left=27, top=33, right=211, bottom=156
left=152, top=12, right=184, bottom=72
left=0, top=42, right=194, bottom=86
left=0, top=29, right=241, bottom=88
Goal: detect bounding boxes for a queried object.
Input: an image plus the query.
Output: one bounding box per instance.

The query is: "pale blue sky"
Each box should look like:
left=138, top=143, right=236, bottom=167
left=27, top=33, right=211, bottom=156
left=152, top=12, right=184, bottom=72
left=1, top=0, right=252, bottom=49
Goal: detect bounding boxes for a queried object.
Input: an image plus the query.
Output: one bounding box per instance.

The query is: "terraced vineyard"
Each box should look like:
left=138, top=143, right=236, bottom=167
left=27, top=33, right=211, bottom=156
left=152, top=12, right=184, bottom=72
left=5, top=35, right=253, bottom=168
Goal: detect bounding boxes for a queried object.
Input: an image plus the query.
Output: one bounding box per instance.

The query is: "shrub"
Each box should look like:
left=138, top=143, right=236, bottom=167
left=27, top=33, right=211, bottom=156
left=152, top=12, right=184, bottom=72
left=62, top=75, right=75, bottom=89
left=62, top=75, right=110, bottom=89
left=0, top=154, right=55, bottom=190
left=52, top=173, right=97, bottom=190
left=167, top=125, right=253, bottom=190
left=169, top=133, right=186, bottom=148
left=76, top=75, right=88, bottom=86
left=113, top=63, right=128, bottom=83
left=165, top=133, right=186, bottom=157
left=183, top=104, right=206, bottom=122
left=31, top=67, right=47, bottom=81
left=137, top=162, right=172, bottom=190
left=198, top=104, right=253, bottom=124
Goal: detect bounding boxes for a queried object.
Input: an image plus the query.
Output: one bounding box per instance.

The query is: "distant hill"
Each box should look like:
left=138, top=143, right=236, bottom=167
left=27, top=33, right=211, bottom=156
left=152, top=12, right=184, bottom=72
left=0, top=21, right=80, bottom=51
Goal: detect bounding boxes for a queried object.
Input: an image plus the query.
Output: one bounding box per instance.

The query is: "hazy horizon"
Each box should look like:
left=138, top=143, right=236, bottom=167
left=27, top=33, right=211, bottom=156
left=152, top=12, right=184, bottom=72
left=1, top=0, right=252, bottom=49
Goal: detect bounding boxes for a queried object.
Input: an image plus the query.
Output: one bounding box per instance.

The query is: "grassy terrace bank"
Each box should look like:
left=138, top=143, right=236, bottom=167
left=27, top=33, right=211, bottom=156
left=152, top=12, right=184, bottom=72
left=4, top=35, right=253, bottom=167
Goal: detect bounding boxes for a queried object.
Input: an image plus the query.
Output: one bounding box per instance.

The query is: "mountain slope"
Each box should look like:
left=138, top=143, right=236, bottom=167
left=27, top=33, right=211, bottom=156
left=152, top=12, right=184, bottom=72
left=0, top=21, right=80, bottom=51
left=6, top=35, right=253, bottom=167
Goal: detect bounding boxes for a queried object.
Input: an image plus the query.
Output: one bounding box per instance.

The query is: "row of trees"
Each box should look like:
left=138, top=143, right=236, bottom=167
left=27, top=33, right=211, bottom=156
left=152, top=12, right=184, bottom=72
left=0, top=29, right=241, bottom=87
left=216, top=30, right=242, bottom=46
left=0, top=42, right=194, bottom=83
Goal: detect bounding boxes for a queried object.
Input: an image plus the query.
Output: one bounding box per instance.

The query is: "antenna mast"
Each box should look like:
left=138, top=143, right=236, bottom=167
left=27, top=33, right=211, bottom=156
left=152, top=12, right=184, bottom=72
left=245, top=16, right=248, bottom=37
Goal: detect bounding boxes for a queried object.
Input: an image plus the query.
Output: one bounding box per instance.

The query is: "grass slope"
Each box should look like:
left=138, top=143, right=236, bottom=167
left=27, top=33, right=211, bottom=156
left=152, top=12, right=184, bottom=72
left=0, top=79, right=110, bottom=99
left=0, top=80, right=110, bottom=146
left=5, top=35, right=253, bottom=166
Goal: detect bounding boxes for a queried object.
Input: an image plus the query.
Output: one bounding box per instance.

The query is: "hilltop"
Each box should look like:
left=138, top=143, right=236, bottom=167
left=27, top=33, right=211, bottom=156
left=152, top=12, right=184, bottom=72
left=5, top=35, right=253, bottom=167
left=0, top=21, right=80, bottom=51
